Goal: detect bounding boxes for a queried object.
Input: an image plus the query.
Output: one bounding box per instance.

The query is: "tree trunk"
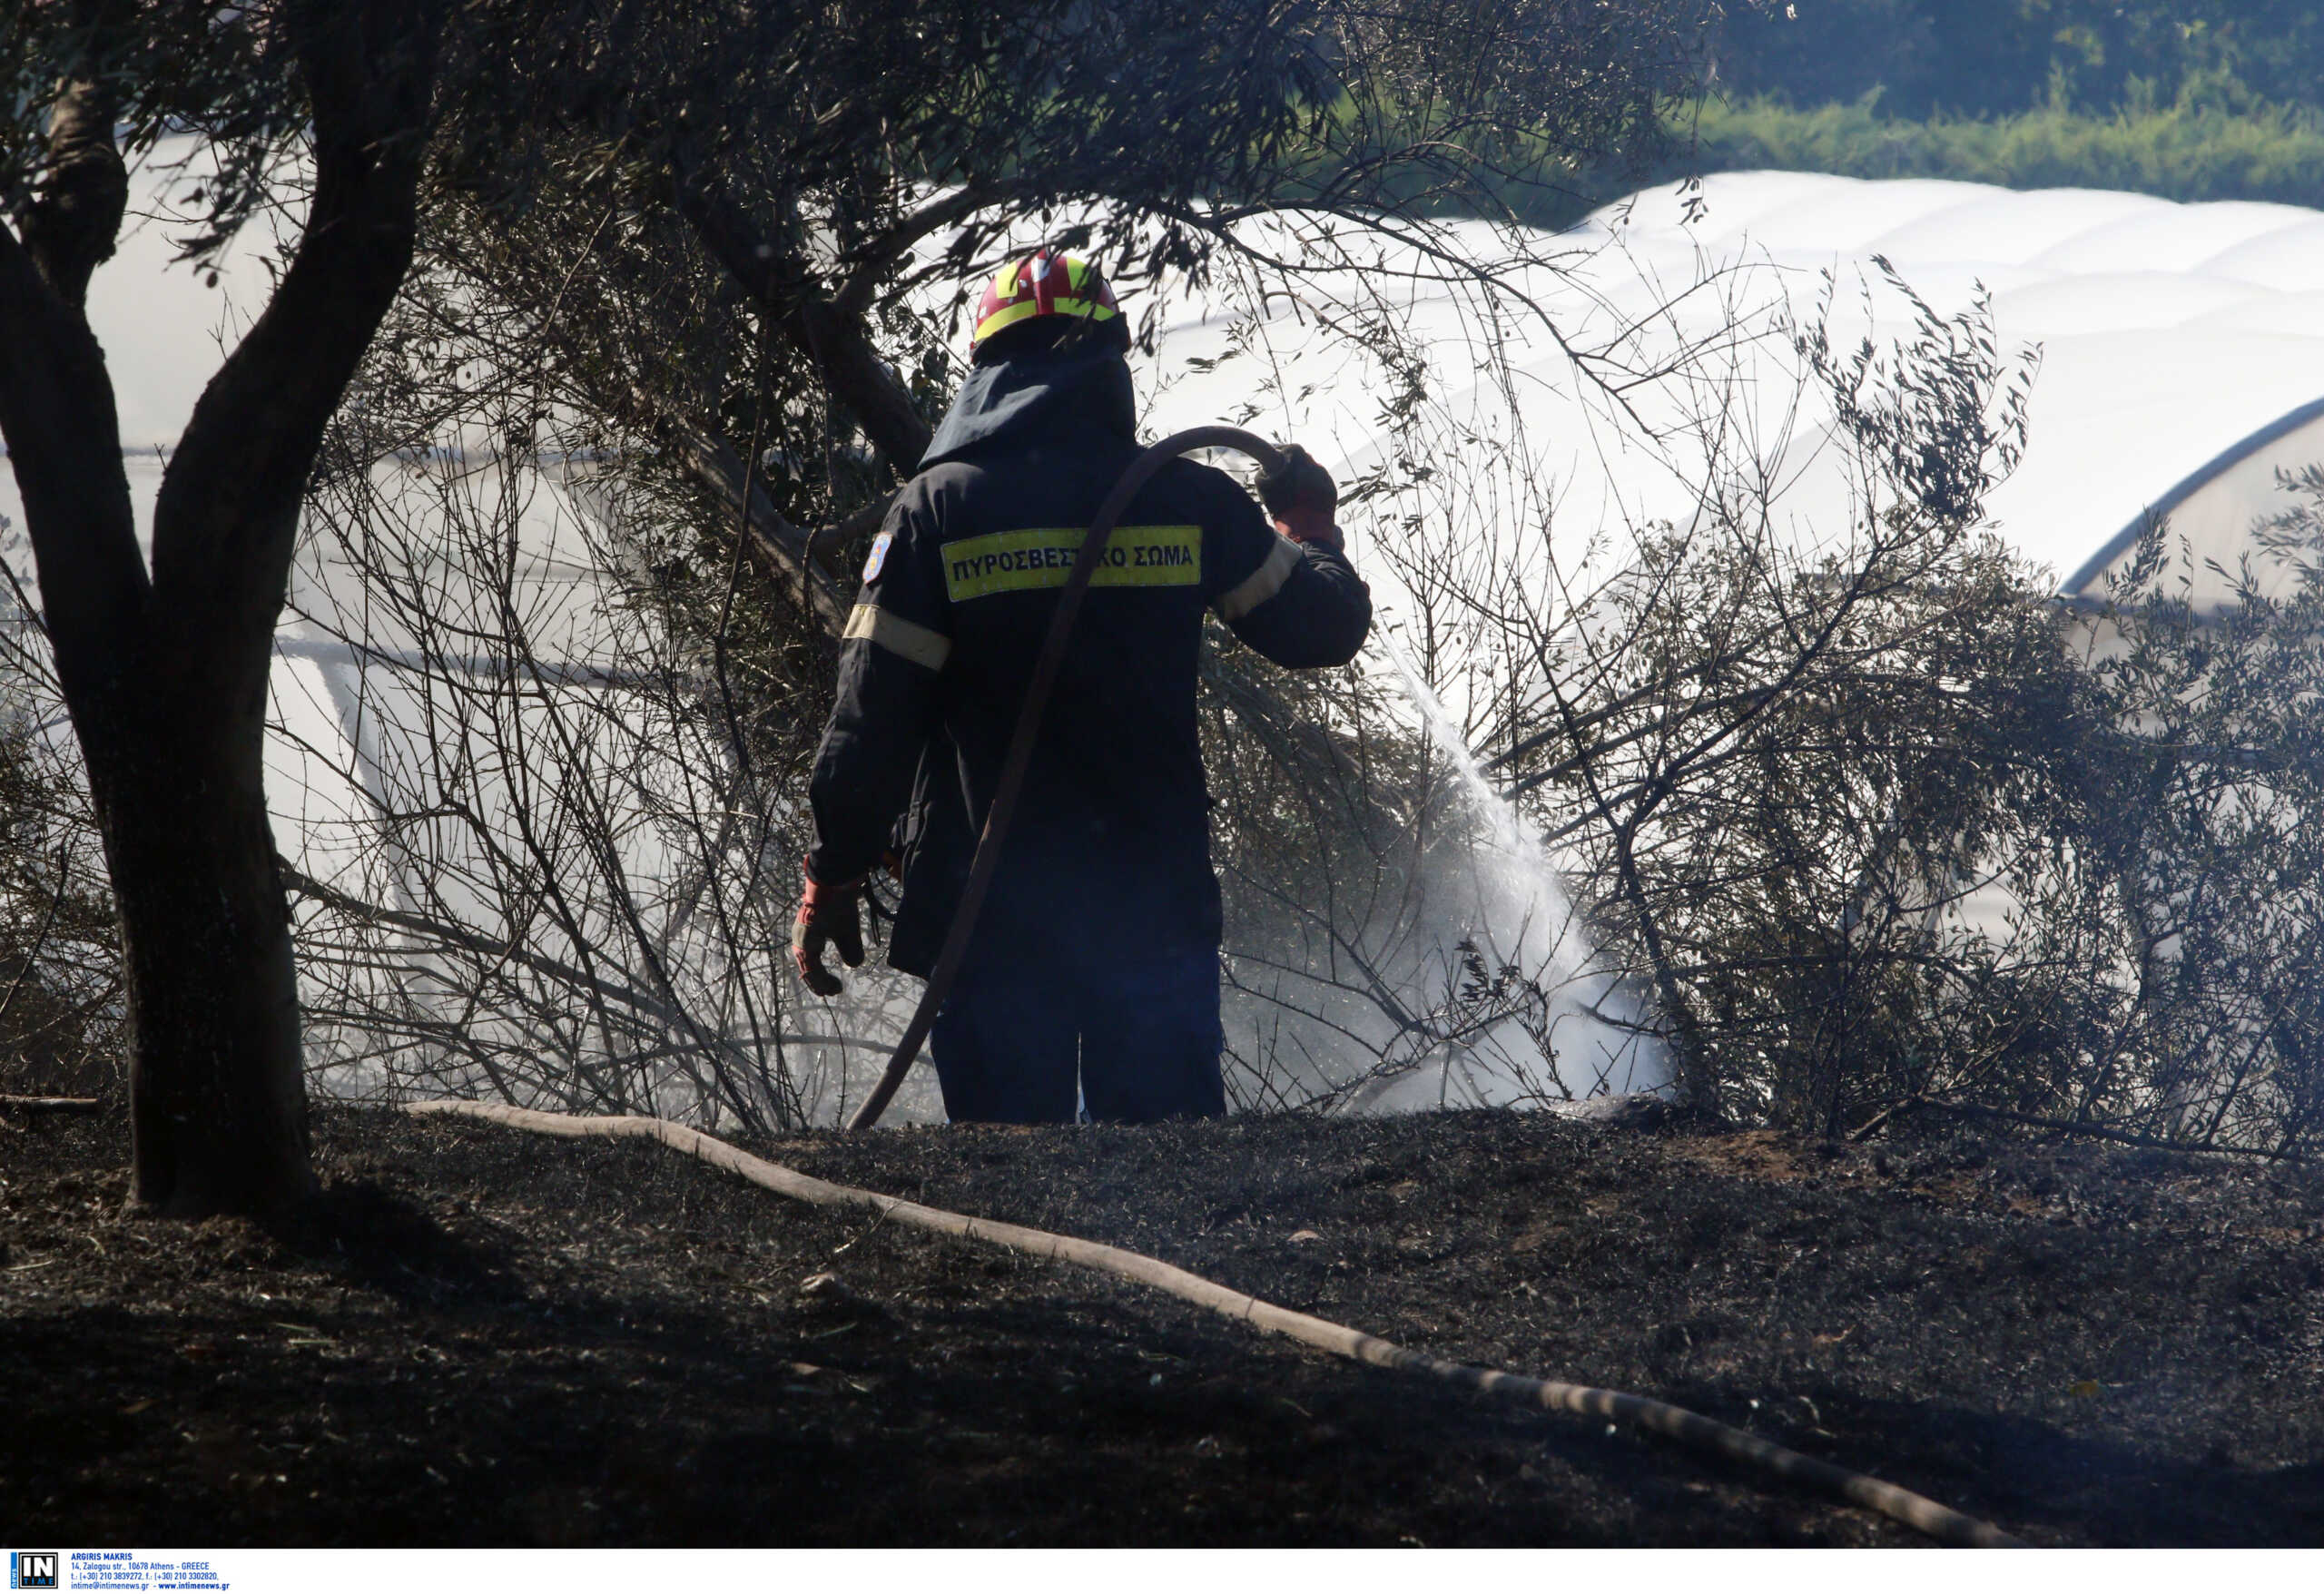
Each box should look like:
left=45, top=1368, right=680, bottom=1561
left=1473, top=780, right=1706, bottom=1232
left=93, top=674, right=310, bottom=1215
left=0, top=229, right=310, bottom=1211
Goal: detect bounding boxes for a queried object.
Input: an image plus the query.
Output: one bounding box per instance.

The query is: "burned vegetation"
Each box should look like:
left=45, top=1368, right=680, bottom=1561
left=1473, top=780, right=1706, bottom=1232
left=3, top=1102, right=2320, bottom=1546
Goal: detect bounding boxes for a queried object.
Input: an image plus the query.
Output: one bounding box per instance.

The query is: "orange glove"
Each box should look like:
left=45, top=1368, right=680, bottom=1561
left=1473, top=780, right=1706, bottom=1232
left=791, top=871, right=866, bottom=997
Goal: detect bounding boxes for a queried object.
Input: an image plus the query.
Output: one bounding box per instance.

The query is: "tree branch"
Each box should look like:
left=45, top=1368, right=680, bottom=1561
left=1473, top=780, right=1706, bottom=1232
left=832, top=185, right=997, bottom=320
left=645, top=389, right=850, bottom=634
left=0, top=68, right=148, bottom=693
left=672, top=176, right=933, bottom=474
left=281, top=861, right=882, bottom=1056
left=1855, top=1096, right=2310, bottom=1162
left=151, top=0, right=441, bottom=668
left=17, top=53, right=127, bottom=310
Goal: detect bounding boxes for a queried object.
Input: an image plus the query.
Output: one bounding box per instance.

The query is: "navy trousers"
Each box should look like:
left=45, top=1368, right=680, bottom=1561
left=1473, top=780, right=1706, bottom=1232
left=929, top=947, right=1227, bottom=1124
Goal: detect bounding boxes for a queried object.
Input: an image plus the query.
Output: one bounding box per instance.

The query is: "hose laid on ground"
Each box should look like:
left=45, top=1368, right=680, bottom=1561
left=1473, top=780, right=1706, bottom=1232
left=405, top=1099, right=2023, bottom=1548
left=0, top=1093, right=103, bottom=1115
left=842, top=427, right=1287, bottom=1133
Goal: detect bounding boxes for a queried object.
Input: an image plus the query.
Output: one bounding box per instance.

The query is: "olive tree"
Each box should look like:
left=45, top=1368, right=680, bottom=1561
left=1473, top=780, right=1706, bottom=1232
left=0, top=0, right=440, bottom=1215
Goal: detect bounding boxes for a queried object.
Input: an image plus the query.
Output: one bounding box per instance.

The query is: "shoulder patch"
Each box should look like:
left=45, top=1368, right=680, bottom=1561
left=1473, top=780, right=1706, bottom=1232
left=862, top=529, right=894, bottom=584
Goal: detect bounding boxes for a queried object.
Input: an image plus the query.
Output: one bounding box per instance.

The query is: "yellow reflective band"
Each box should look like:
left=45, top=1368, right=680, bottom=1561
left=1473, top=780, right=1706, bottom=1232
left=942, top=526, right=1203, bottom=603
left=973, top=296, right=1119, bottom=345
left=843, top=603, right=951, bottom=671
left=1215, top=534, right=1303, bottom=622
left=973, top=298, right=1046, bottom=344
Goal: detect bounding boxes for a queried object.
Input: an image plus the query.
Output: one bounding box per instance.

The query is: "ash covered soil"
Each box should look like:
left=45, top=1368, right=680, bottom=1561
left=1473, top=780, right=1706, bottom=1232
left=5, top=1103, right=2323, bottom=1547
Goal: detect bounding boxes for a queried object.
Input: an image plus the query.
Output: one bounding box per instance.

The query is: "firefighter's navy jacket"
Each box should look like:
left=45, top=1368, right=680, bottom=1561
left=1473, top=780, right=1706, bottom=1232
left=805, top=343, right=1373, bottom=977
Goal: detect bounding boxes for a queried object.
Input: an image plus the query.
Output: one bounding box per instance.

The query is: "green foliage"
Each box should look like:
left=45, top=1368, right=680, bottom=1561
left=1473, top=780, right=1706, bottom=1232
left=1679, top=90, right=2324, bottom=206
left=1667, top=3, right=2324, bottom=208
left=1500, top=283, right=2079, bottom=1131
left=1714, top=2, right=2324, bottom=121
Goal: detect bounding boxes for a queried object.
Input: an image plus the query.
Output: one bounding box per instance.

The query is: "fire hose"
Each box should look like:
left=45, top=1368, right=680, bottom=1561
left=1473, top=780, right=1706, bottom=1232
left=842, top=425, right=1287, bottom=1133
left=405, top=1099, right=2024, bottom=1547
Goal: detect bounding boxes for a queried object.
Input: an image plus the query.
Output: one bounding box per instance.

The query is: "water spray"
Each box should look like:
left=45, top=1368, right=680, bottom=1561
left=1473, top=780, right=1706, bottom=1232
left=1372, top=625, right=1665, bottom=1106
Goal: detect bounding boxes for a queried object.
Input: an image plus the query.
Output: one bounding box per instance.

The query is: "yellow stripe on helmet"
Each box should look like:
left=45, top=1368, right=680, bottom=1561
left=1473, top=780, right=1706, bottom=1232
left=973, top=298, right=1046, bottom=345
left=973, top=293, right=1118, bottom=347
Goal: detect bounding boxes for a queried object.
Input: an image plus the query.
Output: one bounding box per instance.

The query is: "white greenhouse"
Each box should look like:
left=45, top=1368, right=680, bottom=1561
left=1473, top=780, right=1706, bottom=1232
left=1138, top=170, right=2324, bottom=612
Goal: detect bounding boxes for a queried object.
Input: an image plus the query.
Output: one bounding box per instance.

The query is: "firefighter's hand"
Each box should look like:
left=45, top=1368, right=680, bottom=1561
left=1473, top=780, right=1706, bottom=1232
left=1256, top=444, right=1336, bottom=517
left=1256, top=444, right=1341, bottom=548
left=791, top=872, right=866, bottom=998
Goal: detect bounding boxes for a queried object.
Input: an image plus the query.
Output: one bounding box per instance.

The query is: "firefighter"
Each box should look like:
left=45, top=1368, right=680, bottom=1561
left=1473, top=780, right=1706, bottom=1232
left=792, top=246, right=1370, bottom=1123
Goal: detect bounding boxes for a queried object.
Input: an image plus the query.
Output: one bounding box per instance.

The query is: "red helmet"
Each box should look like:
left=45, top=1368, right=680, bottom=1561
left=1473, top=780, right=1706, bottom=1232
left=970, top=247, right=1124, bottom=357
